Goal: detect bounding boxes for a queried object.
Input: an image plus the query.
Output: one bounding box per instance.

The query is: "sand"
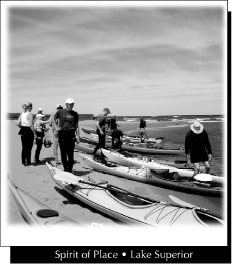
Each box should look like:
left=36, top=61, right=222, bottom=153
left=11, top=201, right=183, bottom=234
left=5, top=119, right=224, bottom=228
left=1, top=119, right=227, bottom=247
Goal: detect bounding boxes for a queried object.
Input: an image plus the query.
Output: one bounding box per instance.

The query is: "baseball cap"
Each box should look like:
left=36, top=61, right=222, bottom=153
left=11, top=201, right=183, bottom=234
left=56, top=104, right=63, bottom=108
left=38, top=108, right=43, bottom=111
left=103, top=108, right=111, bottom=114
left=36, top=114, right=45, bottom=118
left=66, top=98, right=75, bottom=104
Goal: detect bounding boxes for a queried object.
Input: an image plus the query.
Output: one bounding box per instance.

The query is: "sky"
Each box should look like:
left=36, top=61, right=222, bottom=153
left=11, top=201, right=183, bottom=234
left=2, top=1, right=227, bottom=115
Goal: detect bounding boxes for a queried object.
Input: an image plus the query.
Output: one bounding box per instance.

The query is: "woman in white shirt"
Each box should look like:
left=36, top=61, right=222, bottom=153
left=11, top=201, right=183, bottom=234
left=17, top=102, right=36, bottom=166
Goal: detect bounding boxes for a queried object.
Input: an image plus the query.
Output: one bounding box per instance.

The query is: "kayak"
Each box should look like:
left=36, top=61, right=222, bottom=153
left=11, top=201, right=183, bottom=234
left=77, top=153, right=223, bottom=197
left=80, top=137, right=184, bottom=156
left=82, top=127, right=111, bottom=135
left=82, top=128, right=163, bottom=143
left=75, top=143, right=101, bottom=155
left=46, top=161, right=224, bottom=227
left=101, top=149, right=224, bottom=184
left=101, top=149, right=198, bottom=177
left=8, top=178, right=79, bottom=227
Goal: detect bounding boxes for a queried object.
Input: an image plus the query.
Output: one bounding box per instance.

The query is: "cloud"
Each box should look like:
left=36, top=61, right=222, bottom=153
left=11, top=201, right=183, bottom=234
left=6, top=5, right=225, bottom=115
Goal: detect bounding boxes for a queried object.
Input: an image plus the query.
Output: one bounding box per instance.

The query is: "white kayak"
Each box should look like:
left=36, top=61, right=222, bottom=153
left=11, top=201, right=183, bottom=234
left=46, top=161, right=224, bottom=227
left=8, top=178, right=80, bottom=227
left=102, top=149, right=197, bottom=178
left=78, top=153, right=223, bottom=197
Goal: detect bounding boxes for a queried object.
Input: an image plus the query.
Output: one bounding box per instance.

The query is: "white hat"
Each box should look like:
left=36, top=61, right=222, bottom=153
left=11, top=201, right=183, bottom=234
left=36, top=114, right=45, bottom=118
left=66, top=98, right=75, bottom=104
left=38, top=108, right=43, bottom=111
left=190, top=120, right=204, bottom=134
left=56, top=104, right=63, bottom=108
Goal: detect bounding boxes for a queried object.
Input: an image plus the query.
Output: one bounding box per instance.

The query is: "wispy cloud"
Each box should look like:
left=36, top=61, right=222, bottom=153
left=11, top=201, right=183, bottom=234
left=6, top=4, right=226, bottom=115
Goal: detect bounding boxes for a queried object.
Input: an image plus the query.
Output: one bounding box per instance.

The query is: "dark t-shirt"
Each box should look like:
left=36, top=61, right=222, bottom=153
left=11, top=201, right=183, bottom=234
left=54, top=109, right=79, bottom=130
left=140, top=120, right=146, bottom=129
left=185, top=129, right=212, bottom=155
left=111, top=129, right=123, bottom=148
left=110, top=117, right=117, bottom=130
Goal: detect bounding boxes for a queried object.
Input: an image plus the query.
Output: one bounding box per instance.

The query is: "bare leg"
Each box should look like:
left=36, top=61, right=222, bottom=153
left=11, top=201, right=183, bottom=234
left=193, top=163, right=200, bottom=177
left=204, top=161, right=211, bottom=174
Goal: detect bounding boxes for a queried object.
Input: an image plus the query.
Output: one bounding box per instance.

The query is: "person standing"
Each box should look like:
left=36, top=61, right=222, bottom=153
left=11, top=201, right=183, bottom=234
left=111, top=128, right=123, bottom=150
left=49, top=104, right=63, bottom=166
left=108, top=114, right=120, bottom=132
left=33, top=113, right=50, bottom=162
left=54, top=98, right=80, bottom=172
left=185, top=120, right=212, bottom=177
left=139, top=117, right=148, bottom=141
left=92, top=108, right=111, bottom=157
left=17, top=102, right=36, bottom=166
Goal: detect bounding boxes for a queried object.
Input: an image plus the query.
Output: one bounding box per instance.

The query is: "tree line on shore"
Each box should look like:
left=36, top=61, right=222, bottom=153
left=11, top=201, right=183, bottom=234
left=6, top=113, right=94, bottom=121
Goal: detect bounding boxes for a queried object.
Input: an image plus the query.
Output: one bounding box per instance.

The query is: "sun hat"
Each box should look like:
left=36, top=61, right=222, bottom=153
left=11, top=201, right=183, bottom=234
left=66, top=98, right=75, bottom=104
left=36, top=113, right=45, bottom=118
left=103, top=108, right=111, bottom=114
left=190, top=120, right=204, bottom=134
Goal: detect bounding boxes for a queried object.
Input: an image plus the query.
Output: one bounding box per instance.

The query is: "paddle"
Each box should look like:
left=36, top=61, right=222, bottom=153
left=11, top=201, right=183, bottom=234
left=194, top=174, right=213, bottom=182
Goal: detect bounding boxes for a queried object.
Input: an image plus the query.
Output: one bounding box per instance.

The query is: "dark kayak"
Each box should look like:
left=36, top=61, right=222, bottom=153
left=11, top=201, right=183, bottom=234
left=80, top=137, right=184, bottom=155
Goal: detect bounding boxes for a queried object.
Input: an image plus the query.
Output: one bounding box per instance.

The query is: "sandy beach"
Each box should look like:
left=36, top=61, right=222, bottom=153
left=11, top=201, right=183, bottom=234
left=5, top=119, right=223, bottom=224
left=2, top=119, right=226, bottom=246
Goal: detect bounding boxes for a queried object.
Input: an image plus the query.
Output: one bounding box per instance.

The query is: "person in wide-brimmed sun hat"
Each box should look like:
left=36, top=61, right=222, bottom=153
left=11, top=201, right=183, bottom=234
left=185, top=120, right=212, bottom=177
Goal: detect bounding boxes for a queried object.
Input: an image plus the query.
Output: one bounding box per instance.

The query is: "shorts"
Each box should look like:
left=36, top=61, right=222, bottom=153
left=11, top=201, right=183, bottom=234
left=190, top=152, right=208, bottom=163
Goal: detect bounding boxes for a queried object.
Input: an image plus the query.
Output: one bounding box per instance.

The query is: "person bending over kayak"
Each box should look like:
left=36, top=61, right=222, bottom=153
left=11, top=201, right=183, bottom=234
left=108, top=114, right=120, bottom=133
left=111, top=128, right=123, bottom=150
left=33, top=114, right=50, bottom=162
left=92, top=108, right=111, bottom=157
left=54, top=98, right=80, bottom=173
left=185, top=120, right=212, bottom=177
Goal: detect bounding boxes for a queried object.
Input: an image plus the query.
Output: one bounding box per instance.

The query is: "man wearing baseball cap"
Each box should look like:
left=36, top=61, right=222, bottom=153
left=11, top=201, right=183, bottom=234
left=54, top=98, right=80, bottom=172
left=185, top=120, right=212, bottom=177
left=92, top=108, right=111, bottom=158
left=49, top=103, right=63, bottom=166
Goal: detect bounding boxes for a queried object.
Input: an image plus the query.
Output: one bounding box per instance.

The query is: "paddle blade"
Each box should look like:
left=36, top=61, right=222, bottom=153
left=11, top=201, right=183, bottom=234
left=169, top=195, right=197, bottom=209
left=194, top=174, right=213, bottom=182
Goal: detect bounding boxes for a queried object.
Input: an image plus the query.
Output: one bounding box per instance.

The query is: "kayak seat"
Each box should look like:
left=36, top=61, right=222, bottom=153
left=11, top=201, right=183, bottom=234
left=37, top=209, right=59, bottom=218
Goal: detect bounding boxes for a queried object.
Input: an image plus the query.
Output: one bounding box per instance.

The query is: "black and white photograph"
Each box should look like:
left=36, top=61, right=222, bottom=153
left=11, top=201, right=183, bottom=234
left=1, top=0, right=229, bottom=256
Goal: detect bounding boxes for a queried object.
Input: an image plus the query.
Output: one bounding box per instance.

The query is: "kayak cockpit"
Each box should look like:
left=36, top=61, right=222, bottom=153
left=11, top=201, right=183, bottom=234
left=107, top=188, right=154, bottom=207
left=193, top=209, right=224, bottom=226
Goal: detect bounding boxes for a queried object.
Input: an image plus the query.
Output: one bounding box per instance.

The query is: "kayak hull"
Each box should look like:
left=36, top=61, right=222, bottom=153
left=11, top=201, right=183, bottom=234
left=80, top=137, right=184, bottom=155
left=8, top=179, right=79, bottom=227
left=46, top=162, right=224, bottom=227
left=78, top=152, right=223, bottom=197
